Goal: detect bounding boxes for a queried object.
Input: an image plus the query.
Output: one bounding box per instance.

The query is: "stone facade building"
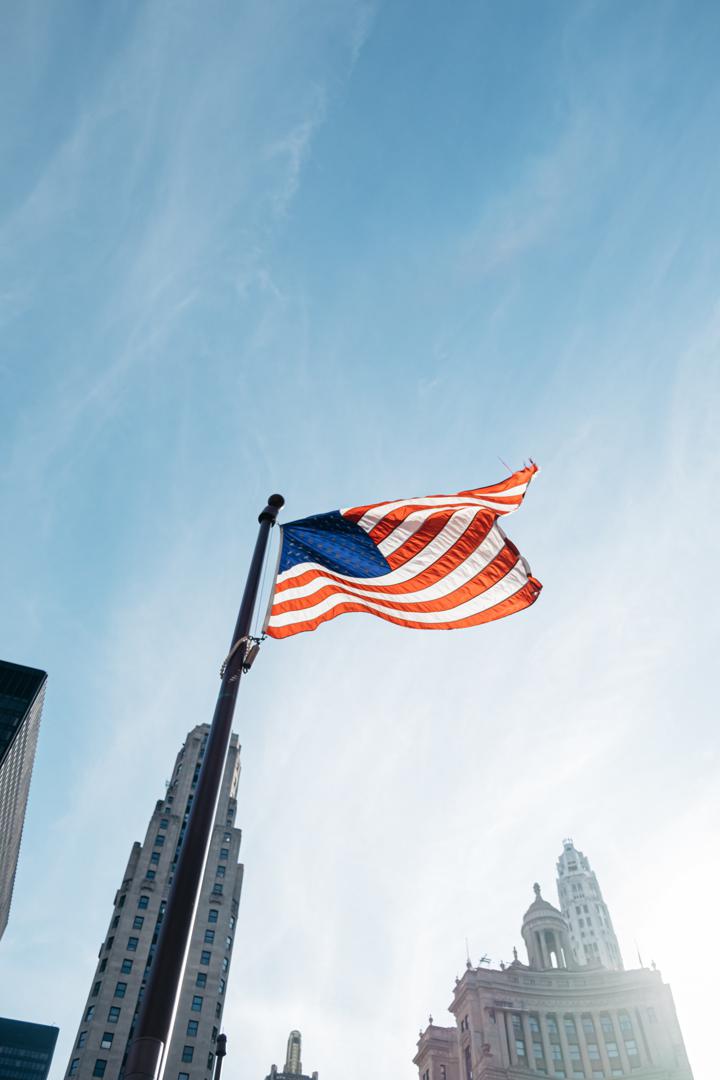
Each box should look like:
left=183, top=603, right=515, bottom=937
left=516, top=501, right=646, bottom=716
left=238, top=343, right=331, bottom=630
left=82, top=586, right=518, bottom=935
left=414, top=843, right=693, bottom=1080
left=66, top=724, right=243, bottom=1080
left=0, top=658, right=47, bottom=941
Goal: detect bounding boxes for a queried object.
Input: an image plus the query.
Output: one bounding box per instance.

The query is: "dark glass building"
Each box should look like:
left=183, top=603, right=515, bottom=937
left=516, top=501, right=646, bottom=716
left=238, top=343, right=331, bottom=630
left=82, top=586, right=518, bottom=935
left=0, top=1017, right=59, bottom=1080
left=0, top=659, right=48, bottom=941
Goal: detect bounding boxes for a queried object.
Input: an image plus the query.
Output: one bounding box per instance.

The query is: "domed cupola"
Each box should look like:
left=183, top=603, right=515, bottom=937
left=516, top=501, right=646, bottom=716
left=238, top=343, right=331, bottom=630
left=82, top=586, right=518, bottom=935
left=521, top=883, right=577, bottom=971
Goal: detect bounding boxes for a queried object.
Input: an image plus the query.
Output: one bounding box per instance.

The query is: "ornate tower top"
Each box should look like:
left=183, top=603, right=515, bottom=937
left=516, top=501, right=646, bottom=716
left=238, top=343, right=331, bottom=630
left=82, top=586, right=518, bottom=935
left=522, top=882, right=577, bottom=970
left=266, top=1030, right=318, bottom=1080
left=556, top=839, right=623, bottom=970
left=284, top=1031, right=302, bottom=1074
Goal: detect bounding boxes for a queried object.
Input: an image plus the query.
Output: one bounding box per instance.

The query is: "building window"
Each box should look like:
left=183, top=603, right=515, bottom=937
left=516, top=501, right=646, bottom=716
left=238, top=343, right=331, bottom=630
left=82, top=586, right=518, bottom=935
left=112, top=916, right=120, bottom=929
left=208, top=909, right=219, bottom=923
left=187, top=1020, right=199, bottom=1037
left=68, top=1060, right=80, bottom=1077
left=181, top=1046, right=194, bottom=1062
left=212, top=883, right=223, bottom=895
left=77, top=1032, right=87, bottom=1049
left=85, top=1006, right=95, bottom=1022
left=137, top=895, right=149, bottom=909
left=191, top=996, right=203, bottom=1012
left=99, top=959, right=107, bottom=973
left=115, top=982, right=127, bottom=998
left=150, top=852, right=160, bottom=865
left=222, top=957, right=229, bottom=973
left=229, top=915, right=236, bottom=930
left=211, top=1027, right=218, bottom=1043
left=107, top=1007, right=121, bottom=1023
left=219, top=848, right=229, bottom=860
left=216, top=865, right=225, bottom=878
left=133, top=916, right=144, bottom=929
left=215, top=1002, right=221, bottom=1019
left=160, top=818, right=169, bottom=829
left=92, top=1061, right=107, bottom=1078
left=121, top=958, right=133, bottom=974
left=100, top=1034, right=114, bottom=1050
left=155, top=835, right=165, bottom=846
left=207, top=1053, right=214, bottom=1070
left=225, top=936, right=232, bottom=950
left=196, top=973, right=207, bottom=988
left=647, top=1007, right=657, bottom=1023
left=127, top=936, right=139, bottom=951
left=105, top=936, right=114, bottom=952
left=178, top=1074, right=190, bottom=1080
left=205, top=930, right=215, bottom=944
left=464, top=1045, right=473, bottom=1080
left=146, top=870, right=156, bottom=880
left=223, top=831, right=231, bottom=842
left=219, top=978, right=226, bottom=994
left=91, top=981, right=101, bottom=997
left=200, top=950, right=211, bottom=965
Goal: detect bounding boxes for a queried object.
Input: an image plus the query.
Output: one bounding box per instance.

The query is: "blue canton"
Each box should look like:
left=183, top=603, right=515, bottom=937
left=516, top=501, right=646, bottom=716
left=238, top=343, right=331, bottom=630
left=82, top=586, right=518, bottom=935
left=279, top=511, right=391, bottom=579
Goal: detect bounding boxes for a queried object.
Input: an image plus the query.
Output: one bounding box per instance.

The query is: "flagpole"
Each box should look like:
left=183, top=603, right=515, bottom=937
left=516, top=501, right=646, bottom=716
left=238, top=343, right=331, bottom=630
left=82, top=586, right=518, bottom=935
left=125, top=493, right=285, bottom=1080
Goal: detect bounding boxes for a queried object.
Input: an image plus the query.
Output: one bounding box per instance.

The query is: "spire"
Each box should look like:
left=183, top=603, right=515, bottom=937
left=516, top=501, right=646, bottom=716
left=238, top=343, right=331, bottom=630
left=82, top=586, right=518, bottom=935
left=556, top=839, right=623, bottom=970
left=284, top=1031, right=302, bottom=1075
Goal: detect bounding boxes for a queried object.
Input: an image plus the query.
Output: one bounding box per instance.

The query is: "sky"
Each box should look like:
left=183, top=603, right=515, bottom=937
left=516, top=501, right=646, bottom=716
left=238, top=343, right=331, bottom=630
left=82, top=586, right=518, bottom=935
left=1, top=1, right=719, bottom=1077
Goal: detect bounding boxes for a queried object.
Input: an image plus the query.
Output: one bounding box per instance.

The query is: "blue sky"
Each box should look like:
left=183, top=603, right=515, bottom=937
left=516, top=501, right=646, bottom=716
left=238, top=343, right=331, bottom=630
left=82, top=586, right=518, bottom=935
left=1, top=1, right=719, bottom=1077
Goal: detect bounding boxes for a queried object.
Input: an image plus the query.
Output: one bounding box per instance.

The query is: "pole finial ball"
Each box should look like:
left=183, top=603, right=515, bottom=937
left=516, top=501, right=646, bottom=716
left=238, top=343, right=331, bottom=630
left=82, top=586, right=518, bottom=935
left=268, top=494, right=285, bottom=508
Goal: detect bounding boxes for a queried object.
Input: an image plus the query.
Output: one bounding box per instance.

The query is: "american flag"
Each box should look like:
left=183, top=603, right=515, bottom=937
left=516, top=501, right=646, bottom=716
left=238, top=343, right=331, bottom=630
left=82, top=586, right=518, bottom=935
left=265, top=464, right=541, bottom=639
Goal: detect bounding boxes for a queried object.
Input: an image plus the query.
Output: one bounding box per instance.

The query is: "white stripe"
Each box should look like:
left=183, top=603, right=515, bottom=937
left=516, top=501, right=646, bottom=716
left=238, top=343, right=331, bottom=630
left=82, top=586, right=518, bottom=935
left=378, top=505, right=449, bottom=557
left=275, top=507, right=487, bottom=592
left=273, top=526, right=507, bottom=607
left=349, top=488, right=528, bottom=532
left=268, top=560, right=530, bottom=628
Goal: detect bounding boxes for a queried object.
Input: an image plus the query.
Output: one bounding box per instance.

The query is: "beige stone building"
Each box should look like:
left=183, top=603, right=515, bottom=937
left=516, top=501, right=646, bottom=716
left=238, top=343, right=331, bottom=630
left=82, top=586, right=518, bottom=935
left=414, top=844, right=693, bottom=1080
left=66, top=724, right=243, bottom=1080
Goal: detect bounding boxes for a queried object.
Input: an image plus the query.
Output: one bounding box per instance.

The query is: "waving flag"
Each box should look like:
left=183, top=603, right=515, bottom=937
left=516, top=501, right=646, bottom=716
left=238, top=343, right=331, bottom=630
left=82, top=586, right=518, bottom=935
left=265, top=465, right=541, bottom=639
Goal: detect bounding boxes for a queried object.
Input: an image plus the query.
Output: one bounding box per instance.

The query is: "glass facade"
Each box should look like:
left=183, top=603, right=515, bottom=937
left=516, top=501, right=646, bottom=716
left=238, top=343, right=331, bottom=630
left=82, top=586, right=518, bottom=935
left=0, top=1018, right=59, bottom=1080
left=0, top=660, right=47, bottom=941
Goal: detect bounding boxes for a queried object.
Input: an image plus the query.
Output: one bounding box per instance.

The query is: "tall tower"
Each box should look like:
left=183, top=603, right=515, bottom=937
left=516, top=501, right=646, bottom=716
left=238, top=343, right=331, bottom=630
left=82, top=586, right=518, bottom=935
left=0, top=658, right=47, bottom=941
left=556, top=838, right=623, bottom=970
left=66, top=724, right=243, bottom=1080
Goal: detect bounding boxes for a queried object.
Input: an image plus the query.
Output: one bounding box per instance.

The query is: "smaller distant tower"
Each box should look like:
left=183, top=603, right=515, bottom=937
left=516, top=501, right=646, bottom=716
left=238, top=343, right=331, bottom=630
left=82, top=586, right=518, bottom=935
left=556, top=838, right=623, bottom=970
left=265, top=1030, right=318, bottom=1080
left=285, top=1031, right=302, bottom=1074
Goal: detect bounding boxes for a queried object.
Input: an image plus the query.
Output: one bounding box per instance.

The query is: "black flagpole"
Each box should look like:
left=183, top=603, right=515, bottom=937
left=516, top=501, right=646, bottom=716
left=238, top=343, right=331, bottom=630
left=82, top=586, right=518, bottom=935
left=124, top=493, right=284, bottom=1080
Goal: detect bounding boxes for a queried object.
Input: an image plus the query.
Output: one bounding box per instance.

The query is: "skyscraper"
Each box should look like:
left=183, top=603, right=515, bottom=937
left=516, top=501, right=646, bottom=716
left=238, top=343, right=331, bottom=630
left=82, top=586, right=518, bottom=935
left=414, top=841, right=693, bottom=1079
left=66, top=724, right=243, bottom=1080
left=0, top=1016, right=59, bottom=1080
left=265, top=1030, right=319, bottom=1080
left=556, top=839, right=623, bottom=971
left=0, top=658, right=48, bottom=941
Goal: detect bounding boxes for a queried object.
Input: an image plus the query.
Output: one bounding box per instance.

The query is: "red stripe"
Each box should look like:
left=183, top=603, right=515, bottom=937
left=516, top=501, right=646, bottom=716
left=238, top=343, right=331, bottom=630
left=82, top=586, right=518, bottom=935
left=270, top=544, right=522, bottom=621
left=344, top=464, right=537, bottom=525
left=266, top=577, right=542, bottom=638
